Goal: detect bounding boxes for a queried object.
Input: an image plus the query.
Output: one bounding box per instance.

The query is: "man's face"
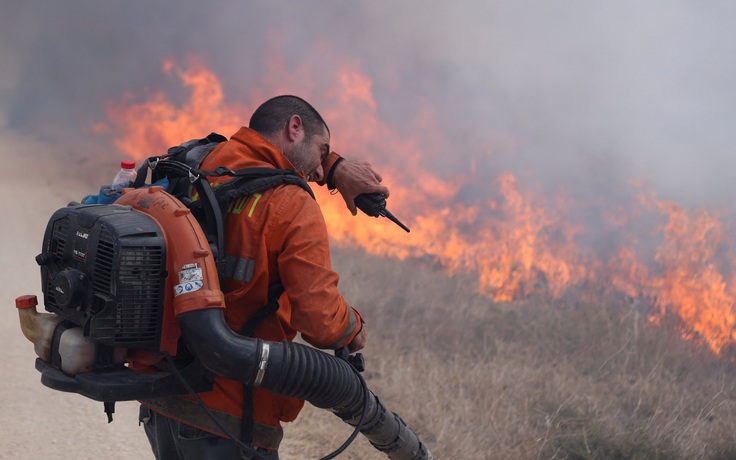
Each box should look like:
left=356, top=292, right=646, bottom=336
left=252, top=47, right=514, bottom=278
left=285, top=124, right=330, bottom=182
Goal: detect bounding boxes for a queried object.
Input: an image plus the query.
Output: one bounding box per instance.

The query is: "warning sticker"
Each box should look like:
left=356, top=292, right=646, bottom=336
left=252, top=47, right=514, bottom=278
left=179, top=264, right=203, bottom=284
left=174, top=280, right=204, bottom=297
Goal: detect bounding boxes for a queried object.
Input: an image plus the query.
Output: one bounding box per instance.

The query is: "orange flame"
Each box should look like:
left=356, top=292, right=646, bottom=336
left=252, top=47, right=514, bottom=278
left=649, top=199, right=736, bottom=353
left=99, top=59, right=736, bottom=356
left=100, top=57, right=246, bottom=159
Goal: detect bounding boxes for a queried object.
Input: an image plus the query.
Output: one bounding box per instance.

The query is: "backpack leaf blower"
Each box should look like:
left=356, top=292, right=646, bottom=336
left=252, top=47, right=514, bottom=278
left=17, top=185, right=433, bottom=460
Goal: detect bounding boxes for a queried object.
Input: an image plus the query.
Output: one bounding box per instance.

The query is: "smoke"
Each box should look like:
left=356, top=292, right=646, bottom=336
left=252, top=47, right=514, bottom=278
left=2, top=0, right=736, bottom=207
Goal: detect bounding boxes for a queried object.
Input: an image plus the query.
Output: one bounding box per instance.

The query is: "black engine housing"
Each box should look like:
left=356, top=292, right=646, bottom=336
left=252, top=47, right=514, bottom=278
left=39, top=203, right=167, bottom=352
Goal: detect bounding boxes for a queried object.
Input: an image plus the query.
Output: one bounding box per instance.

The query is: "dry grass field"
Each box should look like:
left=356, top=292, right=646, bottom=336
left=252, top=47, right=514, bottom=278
left=4, top=140, right=736, bottom=460
left=291, top=248, right=736, bottom=460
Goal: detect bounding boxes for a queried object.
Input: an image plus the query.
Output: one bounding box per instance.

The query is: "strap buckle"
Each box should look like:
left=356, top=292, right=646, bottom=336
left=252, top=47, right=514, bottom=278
left=214, top=166, right=235, bottom=176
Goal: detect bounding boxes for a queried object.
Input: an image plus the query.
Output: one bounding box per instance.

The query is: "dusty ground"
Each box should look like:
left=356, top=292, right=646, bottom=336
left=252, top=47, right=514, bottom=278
left=0, top=134, right=153, bottom=459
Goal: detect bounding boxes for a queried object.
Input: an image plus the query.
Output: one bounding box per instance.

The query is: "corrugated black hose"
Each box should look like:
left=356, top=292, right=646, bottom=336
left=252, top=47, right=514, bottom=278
left=163, top=350, right=368, bottom=460
left=176, top=308, right=433, bottom=460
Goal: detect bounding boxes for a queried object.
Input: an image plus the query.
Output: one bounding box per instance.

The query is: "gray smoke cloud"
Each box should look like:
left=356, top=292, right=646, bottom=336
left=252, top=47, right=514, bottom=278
left=2, top=0, right=735, bottom=208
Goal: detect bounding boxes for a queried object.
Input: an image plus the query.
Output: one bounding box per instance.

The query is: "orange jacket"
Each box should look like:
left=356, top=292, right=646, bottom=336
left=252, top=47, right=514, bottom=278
left=182, top=127, right=362, bottom=438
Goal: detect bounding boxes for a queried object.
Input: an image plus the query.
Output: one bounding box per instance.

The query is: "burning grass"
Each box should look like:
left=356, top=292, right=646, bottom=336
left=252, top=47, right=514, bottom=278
left=280, top=247, right=736, bottom=460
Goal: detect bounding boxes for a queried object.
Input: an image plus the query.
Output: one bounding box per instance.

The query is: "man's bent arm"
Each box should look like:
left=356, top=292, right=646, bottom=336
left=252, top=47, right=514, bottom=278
left=317, top=152, right=390, bottom=215
left=272, top=188, right=365, bottom=350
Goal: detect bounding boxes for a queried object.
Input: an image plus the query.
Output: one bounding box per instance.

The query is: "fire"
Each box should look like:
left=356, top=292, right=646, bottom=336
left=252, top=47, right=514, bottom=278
left=101, top=58, right=246, bottom=159
left=649, top=199, right=736, bottom=353
left=98, top=59, right=736, bottom=357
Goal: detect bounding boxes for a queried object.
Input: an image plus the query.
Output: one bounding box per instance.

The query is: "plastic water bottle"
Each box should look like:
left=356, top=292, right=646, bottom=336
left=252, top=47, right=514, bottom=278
left=111, top=160, right=137, bottom=193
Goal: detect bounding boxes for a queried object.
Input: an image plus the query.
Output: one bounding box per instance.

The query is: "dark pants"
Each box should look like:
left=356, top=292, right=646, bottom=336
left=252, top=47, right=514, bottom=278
left=139, top=405, right=278, bottom=460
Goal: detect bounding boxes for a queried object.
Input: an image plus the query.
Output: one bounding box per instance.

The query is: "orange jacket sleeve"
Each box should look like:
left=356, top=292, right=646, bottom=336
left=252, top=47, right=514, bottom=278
left=267, top=186, right=362, bottom=349
left=316, top=151, right=342, bottom=189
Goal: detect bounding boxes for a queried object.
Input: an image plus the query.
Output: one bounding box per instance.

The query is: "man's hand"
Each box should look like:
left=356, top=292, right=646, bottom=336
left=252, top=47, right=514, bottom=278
left=348, top=325, right=367, bottom=353
left=332, top=159, right=390, bottom=216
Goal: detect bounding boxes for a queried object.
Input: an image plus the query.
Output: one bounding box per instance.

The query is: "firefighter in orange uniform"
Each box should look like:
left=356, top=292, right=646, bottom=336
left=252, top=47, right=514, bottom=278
left=139, top=95, right=387, bottom=460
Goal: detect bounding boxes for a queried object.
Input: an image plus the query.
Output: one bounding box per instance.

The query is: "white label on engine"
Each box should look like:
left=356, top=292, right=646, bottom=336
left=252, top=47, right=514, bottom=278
left=179, top=264, right=203, bottom=284
left=174, top=280, right=204, bottom=296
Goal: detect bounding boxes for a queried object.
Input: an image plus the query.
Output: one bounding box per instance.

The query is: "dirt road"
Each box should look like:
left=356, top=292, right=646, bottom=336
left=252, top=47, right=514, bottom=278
left=0, top=135, right=152, bottom=459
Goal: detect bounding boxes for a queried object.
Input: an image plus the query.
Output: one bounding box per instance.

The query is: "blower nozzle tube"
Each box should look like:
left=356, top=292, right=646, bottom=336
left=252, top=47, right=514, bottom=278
left=178, top=309, right=433, bottom=460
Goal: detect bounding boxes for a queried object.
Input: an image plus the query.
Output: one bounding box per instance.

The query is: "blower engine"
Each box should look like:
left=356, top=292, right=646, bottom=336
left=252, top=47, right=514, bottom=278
left=17, top=186, right=433, bottom=460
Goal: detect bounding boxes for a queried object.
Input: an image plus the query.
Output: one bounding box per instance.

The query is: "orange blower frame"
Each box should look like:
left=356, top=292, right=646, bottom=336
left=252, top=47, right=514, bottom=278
left=115, top=186, right=226, bottom=360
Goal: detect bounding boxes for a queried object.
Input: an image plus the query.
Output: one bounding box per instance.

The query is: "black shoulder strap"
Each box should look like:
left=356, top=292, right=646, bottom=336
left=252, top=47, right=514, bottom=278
left=239, top=282, right=285, bottom=337
left=207, top=167, right=315, bottom=205
left=185, top=167, right=313, bottom=288
left=239, top=281, right=285, bottom=447
left=191, top=176, right=227, bottom=280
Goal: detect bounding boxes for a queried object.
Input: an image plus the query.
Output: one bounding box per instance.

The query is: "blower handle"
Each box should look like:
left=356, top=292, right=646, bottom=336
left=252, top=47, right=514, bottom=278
left=334, top=347, right=365, bottom=373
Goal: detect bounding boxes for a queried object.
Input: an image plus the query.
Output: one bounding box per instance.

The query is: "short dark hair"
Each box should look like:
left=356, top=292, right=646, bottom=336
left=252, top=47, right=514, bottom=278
left=249, top=95, right=329, bottom=139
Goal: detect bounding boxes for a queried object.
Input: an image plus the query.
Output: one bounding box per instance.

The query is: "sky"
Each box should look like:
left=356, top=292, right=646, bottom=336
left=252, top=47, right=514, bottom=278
left=1, top=0, right=735, bottom=208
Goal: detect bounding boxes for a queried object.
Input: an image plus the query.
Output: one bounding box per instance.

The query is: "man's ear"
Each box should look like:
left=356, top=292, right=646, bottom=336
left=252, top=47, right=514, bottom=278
left=286, top=115, right=304, bottom=143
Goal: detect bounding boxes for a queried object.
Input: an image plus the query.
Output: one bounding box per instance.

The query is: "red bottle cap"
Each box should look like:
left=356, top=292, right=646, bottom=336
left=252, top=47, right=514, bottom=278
left=121, top=160, right=136, bottom=169
left=15, top=295, right=38, bottom=309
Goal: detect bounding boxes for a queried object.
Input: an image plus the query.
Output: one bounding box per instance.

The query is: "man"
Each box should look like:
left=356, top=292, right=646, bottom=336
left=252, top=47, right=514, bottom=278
left=140, top=95, right=388, bottom=459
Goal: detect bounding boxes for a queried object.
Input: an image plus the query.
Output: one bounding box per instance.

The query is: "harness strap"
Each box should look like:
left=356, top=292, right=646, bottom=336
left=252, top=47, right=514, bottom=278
left=240, top=282, right=284, bottom=337
left=133, top=159, right=150, bottom=189
left=191, top=177, right=226, bottom=285
left=141, top=397, right=284, bottom=451
left=239, top=282, right=285, bottom=448
left=210, top=170, right=315, bottom=203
